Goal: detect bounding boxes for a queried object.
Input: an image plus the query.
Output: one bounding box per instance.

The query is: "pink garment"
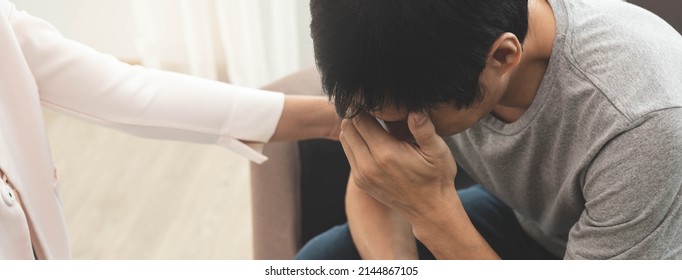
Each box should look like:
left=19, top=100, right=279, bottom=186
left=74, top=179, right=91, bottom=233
left=0, top=1, right=284, bottom=259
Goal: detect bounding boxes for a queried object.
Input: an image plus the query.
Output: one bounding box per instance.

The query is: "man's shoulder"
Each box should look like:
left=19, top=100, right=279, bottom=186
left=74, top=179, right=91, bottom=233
left=599, top=108, right=682, bottom=172
left=637, top=108, right=682, bottom=138
left=558, top=0, right=682, bottom=121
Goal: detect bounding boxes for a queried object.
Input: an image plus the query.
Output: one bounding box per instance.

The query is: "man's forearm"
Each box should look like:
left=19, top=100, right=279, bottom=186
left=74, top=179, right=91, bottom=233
left=346, top=176, right=418, bottom=260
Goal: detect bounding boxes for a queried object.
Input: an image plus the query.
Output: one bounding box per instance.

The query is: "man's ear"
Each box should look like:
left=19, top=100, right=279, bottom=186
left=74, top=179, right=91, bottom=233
left=487, top=32, right=522, bottom=75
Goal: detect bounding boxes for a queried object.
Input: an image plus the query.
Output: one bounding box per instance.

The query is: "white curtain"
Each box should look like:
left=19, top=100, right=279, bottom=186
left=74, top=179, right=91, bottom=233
left=131, top=0, right=314, bottom=87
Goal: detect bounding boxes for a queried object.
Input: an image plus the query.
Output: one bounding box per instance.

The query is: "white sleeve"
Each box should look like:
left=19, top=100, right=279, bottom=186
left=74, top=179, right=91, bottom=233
left=8, top=5, right=283, bottom=163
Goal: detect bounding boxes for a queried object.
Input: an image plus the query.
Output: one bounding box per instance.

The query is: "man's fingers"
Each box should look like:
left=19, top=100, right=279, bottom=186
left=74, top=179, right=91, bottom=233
left=341, top=118, right=371, bottom=160
left=407, top=112, right=445, bottom=155
left=351, top=112, right=393, bottom=151
left=339, top=131, right=357, bottom=169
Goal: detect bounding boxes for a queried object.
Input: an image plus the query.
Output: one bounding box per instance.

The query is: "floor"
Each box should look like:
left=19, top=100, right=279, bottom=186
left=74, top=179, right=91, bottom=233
left=44, top=109, right=253, bottom=259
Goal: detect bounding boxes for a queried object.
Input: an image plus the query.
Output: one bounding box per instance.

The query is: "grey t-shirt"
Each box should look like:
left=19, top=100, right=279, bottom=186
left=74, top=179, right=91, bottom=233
left=449, top=0, right=682, bottom=259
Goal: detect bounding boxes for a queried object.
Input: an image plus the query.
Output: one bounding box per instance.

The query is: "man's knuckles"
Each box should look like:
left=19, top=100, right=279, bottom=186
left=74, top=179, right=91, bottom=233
left=373, top=148, right=399, bottom=166
left=352, top=164, right=384, bottom=189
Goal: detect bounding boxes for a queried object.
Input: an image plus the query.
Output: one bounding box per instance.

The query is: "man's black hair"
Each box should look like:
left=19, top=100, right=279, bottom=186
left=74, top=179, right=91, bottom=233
left=310, top=0, right=529, bottom=117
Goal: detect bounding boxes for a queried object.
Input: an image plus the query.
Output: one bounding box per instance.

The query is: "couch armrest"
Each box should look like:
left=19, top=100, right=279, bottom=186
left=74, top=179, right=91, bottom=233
left=251, top=67, right=323, bottom=259
left=251, top=141, right=302, bottom=259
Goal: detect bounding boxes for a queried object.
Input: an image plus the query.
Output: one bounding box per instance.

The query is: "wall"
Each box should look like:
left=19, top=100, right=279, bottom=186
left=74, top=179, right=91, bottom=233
left=12, top=0, right=140, bottom=61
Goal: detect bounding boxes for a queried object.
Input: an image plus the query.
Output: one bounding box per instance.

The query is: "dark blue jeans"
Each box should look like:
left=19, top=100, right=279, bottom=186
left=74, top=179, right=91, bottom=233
left=295, top=185, right=560, bottom=260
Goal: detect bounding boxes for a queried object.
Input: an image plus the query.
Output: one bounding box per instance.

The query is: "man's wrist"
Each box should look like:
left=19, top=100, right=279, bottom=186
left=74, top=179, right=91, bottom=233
left=407, top=187, right=498, bottom=259
left=401, top=181, right=459, bottom=223
left=408, top=188, right=461, bottom=240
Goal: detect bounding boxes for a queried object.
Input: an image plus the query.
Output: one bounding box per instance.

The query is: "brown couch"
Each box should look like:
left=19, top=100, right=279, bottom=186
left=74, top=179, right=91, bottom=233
left=250, top=1, right=682, bottom=260
left=251, top=67, right=357, bottom=259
